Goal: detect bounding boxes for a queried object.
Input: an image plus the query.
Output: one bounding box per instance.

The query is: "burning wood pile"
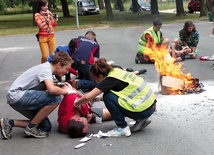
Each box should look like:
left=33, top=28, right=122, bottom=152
left=144, top=44, right=204, bottom=95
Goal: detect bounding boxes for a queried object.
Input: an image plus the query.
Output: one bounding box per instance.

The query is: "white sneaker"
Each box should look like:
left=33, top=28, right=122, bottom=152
left=107, top=126, right=131, bottom=137
left=130, top=119, right=151, bottom=132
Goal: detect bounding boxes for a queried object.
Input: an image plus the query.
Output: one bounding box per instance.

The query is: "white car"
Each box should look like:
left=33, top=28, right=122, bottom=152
left=77, top=0, right=99, bottom=16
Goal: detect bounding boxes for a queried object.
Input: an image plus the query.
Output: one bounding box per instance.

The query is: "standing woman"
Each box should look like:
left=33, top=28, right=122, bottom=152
left=35, top=0, right=58, bottom=63
left=74, top=58, right=156, bottom=137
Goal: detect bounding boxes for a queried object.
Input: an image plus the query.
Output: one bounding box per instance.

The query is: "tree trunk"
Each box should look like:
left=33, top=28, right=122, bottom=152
left=117, top=0, right=125, bottom=11
left=60, top=0, right=71, bottom=17
left=98, top=0, right=105, bottom=10
left=32, top=0, right=39, bottom=26
left=151, top=0, right=159, bottom=15
left=104, top=0, right=114, bottom=20
left=175, top=0, right=185, bottom=16
left=132, top=0, right=140, bottom=13
left=200, top=0, right=207, bottom=16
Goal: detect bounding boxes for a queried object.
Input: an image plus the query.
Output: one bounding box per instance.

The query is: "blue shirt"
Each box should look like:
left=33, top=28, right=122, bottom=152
left=72, top=36, right=100, bottom=64
left=47, top=45, right=72, bottom=62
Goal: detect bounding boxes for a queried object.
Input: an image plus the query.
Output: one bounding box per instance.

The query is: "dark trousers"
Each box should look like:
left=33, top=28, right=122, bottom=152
left=103, top=92, right=156, bottom=128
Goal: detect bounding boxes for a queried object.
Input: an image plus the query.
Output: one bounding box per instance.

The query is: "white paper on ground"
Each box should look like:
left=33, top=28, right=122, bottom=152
left=74, top=143, right=86, bottom=149
left=79, top=136, right=91, bottom=142
left=93, top=130, right=108, bottom=138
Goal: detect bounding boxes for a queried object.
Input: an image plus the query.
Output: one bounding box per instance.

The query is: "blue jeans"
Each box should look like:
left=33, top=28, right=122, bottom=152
left=77, top=79, right=97, bottom=91
left=72, top=59, right=97, bottom=91
left=10, top=90, right=62, bottom=132
left=103, top=92, right=156, bottom=128
left=71, top=59, right=92, bottom=80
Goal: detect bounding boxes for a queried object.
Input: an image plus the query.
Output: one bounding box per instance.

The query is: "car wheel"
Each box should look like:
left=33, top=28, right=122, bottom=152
left=188, top=9, right=193, bottom=13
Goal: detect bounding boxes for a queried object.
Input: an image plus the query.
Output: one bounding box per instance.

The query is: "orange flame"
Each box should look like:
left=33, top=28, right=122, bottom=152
left=144, top=42, right=195, bottom=94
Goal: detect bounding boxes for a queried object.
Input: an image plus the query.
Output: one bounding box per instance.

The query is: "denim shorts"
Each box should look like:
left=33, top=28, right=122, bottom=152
left=10, top=90, right=62, bottom=111
left=9, top=90, right=62, bottom=132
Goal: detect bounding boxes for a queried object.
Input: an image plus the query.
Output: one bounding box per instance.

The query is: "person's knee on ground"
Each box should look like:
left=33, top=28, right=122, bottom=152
left=191, top=54, right=197, bottom=59
left=135, top=52, right=154, bottom=64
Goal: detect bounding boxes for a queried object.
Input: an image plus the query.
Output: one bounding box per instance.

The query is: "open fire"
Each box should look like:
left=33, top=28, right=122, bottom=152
left=144, top=43, right=204, bottom=95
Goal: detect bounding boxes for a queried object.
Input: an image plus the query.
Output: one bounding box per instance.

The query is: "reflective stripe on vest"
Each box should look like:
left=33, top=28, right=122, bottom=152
left=123, top=82, right=153, bottom=108
left=108, top=68, right=156, bottom=112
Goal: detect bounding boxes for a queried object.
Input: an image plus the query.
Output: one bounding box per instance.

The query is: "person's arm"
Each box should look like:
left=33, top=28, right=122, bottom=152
left=86, top=111, right=93, bottom=123
left=74, top=88, right=103, bottom=107
left=170, top=43, right=176, bottom=58
left=44, top=79, right=71, bottom=96
left=179, top=29, right=188, bottom=46
left=93, top=57, right=99, bottom=62
left=34, top=13, right=49, bottom=29
left=190, top=31, right=199, bottom=53
left=50, top=13, right=58, bottom=27
left=145, top=33, right=154, bottom=48
left=190, top=46, right=196, bottom=53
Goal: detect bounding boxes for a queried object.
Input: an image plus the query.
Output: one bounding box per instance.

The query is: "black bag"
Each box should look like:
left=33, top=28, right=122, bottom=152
left=35, top=33, right=39, bottom=41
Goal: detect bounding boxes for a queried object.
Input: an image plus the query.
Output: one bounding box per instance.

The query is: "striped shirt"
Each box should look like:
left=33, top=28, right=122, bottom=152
left=34, top=13, right=57, bottom=37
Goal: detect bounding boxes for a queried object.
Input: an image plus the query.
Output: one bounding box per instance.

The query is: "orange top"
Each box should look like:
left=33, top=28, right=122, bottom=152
left=34, top=13, right=57, bottom=37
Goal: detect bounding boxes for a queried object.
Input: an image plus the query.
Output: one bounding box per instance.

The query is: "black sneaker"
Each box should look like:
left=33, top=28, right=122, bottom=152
left=136, top=69, right=147, bottom=75
left=126, top=68, right=134, bottom=72
left=24, top=125, right=48, bottom=138
left=135, top=52, right=144, bottom=64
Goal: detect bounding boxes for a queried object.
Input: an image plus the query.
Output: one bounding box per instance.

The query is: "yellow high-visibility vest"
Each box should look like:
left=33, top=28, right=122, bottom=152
left=108, top=68, right=156, bottom=112
left=138, top=26, right=162, bottom=54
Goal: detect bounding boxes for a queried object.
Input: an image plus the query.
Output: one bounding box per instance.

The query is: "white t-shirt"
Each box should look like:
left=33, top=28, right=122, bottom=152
left=6, top=62, right=53, bottom=104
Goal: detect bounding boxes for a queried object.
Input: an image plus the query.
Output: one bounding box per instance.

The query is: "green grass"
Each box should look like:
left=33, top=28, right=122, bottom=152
left=0, top=3, right=208, bottom=36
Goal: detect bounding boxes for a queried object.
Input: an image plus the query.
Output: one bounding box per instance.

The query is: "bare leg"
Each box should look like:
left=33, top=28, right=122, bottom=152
left=30, top=103, right=59, bottom=125
left=102, top=109, right=112, bottom=121
left=14, top=120, right=30, bottom=128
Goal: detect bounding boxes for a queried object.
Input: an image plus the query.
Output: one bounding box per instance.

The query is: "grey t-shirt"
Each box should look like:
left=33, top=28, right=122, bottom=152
left=6, top=62, right=53, bottom=104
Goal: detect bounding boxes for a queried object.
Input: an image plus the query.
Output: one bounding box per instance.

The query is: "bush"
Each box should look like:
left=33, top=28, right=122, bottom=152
left=0, top=0, right=6, bottom=11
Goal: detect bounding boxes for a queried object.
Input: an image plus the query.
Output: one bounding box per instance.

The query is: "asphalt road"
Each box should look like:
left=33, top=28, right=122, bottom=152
left=0, top=21, right=214, bottom=155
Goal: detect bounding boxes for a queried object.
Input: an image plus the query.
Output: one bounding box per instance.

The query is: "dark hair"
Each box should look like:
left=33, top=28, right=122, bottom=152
left=90, top=58, right=113, bottom=78
left=85, top=30, right=96, bottom=36
left=52, top=51, right=72, bottom=66
left=85, top=30, right=97, bottom=42
left=68, top=38, right=77, bottom=53
left=153, top=18, right=162, bottom=26
left=68, top=119, right=87, bottom=138
left=183, top=21, right=196, bottom=31
left=37, top=0, right=48, bottom=13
